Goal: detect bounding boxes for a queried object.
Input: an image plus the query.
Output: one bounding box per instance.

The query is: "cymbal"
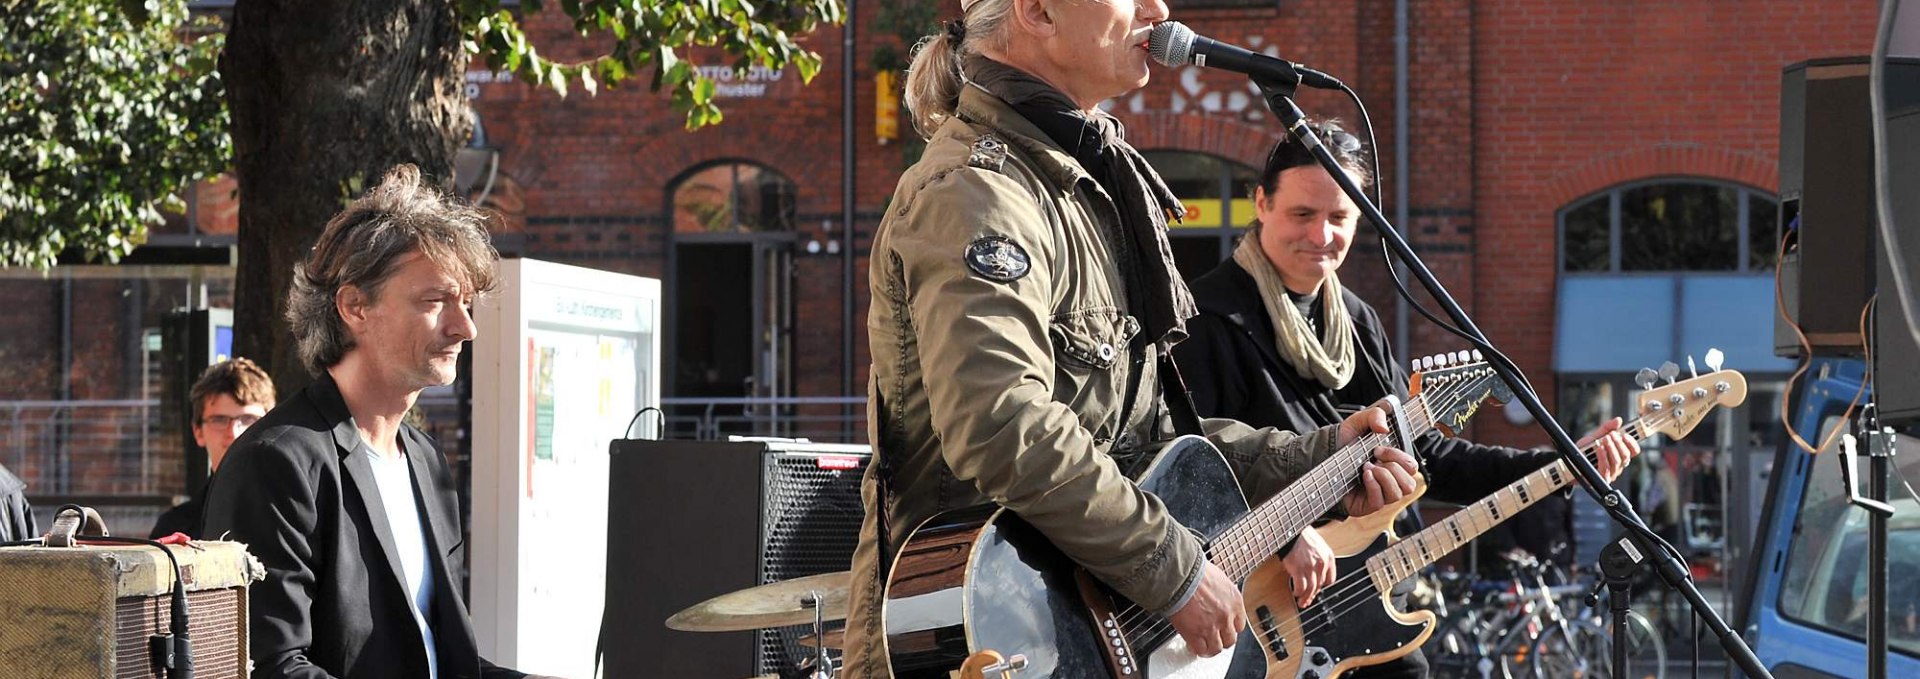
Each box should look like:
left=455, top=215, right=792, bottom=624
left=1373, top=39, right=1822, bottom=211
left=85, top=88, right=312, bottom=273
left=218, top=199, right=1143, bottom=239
left=666, top=571, right=851, bottom=632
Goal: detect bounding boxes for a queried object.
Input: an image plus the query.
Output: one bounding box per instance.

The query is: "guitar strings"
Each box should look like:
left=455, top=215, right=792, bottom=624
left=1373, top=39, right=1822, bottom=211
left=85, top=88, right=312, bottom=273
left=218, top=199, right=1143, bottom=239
left=1117, top=390, right=1687, bottom=656
left=1111, top=375, right=1485, bottom=645
left=1261, top=414, right=1670, bottom=649
left=1108, top=375, right=1483, bottom=640
left=1111, top=375, right=1490, bottom=645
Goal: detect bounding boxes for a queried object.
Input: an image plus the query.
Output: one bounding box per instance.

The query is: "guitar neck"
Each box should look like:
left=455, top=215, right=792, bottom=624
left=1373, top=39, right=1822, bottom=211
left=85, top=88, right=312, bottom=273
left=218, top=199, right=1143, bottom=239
left=1361, top=418, right=1653, bottom=591
left=1207, top=394, right=1439, bottom=581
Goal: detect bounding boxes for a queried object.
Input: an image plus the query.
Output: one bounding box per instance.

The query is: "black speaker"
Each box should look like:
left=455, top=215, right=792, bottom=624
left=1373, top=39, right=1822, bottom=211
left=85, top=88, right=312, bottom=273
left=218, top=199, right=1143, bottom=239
left=603, top=439, right=868, bottom=677
left=1876, top=84, right=1920, bottom=426
left=1777, top=57, right=1920, bottom=357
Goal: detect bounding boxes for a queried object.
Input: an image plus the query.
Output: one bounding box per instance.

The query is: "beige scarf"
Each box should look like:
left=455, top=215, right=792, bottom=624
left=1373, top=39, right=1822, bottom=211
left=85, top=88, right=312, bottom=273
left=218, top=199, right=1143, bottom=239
left=1231, top=234, right=1356, bottom=389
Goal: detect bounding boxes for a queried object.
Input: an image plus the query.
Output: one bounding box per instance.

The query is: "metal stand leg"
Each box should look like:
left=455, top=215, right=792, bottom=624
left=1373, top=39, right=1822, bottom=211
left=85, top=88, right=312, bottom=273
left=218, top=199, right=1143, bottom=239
left=1598, top=536, right=1647, bottom=679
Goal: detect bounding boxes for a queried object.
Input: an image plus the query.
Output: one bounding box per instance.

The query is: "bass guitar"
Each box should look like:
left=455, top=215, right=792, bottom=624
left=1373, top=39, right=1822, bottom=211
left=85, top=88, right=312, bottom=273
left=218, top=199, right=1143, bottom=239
left=1242, top=361, right=1747, bottom=679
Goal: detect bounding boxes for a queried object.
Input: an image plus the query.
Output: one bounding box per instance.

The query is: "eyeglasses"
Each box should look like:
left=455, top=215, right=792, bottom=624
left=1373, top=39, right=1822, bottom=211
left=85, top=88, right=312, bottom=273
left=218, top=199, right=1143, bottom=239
left=1265, top=127, right=1362, bottom=176
left=201, top=414, right=262, bottom=429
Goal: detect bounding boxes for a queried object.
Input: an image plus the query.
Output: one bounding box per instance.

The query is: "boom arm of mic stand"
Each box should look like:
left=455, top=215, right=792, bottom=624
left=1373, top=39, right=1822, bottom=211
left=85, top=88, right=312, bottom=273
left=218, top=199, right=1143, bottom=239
left=1249, top=72, right=1775, bottom=679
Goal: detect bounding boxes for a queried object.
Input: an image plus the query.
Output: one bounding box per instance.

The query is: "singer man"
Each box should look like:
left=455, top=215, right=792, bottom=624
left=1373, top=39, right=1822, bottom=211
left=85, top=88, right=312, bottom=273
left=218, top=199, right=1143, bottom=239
left=842, top=1, right=1423, bottom=676
left=204, top=166, right=554, bottom=679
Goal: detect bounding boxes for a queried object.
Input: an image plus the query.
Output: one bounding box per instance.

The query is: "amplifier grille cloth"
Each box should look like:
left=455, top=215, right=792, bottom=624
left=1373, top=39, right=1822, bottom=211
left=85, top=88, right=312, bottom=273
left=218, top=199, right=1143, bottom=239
left=113, top=587, right=248, bottom=679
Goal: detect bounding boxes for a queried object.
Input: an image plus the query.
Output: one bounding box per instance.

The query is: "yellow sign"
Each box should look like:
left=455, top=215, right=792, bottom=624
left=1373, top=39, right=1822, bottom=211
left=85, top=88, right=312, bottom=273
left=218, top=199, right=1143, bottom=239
left=1176, top=198, right=1256, bottom=228
left=876, top=71, right=900, bottom=144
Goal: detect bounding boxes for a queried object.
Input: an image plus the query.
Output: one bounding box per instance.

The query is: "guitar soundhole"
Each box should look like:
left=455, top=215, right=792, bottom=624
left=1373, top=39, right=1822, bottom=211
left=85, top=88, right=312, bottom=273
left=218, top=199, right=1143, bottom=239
left=1256, top=605, right=1289, bottom=660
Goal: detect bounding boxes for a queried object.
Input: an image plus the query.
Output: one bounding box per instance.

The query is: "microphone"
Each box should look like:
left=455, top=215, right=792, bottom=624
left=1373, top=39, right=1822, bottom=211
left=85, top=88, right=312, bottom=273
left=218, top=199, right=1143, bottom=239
left=1147, top=21, right=1344, bottom=90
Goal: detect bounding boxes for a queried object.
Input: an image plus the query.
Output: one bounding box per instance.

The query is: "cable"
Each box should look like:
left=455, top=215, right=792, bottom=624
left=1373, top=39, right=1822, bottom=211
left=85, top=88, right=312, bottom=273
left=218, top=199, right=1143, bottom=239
left=623, top=406, right=665, bottom=440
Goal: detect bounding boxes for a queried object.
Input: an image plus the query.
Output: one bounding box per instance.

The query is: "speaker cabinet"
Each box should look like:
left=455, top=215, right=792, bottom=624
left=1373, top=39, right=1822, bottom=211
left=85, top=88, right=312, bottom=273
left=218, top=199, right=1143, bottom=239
left=0, top=541, right=260, bottom=679
left=1777, top=57, right=1920, bottom=358
left=604, top=439, right=868, bottom=677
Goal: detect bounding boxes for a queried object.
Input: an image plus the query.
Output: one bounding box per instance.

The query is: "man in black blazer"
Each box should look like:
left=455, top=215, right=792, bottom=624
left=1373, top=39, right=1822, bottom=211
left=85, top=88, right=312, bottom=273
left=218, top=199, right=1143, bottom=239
left=205, top=166, right=556, bottom=679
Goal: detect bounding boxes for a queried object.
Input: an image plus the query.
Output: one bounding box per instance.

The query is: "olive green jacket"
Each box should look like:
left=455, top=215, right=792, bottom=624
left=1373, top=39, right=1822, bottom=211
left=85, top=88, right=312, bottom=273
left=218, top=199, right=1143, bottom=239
left=842, top=87, right=1341, bottom=677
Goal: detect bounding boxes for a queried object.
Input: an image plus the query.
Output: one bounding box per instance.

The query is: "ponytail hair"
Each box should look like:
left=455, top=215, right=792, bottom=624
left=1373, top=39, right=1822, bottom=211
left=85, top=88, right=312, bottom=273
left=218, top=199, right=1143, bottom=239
left=903, top=1, right=1015, bottom=139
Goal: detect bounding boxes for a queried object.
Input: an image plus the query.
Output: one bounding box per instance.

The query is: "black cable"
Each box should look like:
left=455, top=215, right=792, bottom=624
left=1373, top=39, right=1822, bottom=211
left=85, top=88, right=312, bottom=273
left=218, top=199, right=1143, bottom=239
left=623, top=406, right=666, bottom=440
left=1336, top=81, right=1482, bottom=368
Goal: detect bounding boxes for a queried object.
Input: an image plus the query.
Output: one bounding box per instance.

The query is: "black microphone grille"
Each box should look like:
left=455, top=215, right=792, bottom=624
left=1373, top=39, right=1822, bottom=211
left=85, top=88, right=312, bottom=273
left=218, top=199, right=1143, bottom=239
left=1147, top=21, right=1193, bottom=68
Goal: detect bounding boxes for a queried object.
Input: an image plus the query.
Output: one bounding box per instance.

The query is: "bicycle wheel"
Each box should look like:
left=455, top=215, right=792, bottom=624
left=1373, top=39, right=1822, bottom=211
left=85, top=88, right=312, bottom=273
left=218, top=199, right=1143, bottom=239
left=1534, top=615, right=1668, bottom=679
left=1619, top=610, right=1667, bottom=679
left=1531, top=621, right=1606, bottom=679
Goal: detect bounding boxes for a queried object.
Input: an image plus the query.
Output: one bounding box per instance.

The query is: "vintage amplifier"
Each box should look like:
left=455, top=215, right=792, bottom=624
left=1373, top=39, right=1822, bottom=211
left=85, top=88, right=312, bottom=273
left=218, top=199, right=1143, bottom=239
left=0, top=541, right=263, bottom=679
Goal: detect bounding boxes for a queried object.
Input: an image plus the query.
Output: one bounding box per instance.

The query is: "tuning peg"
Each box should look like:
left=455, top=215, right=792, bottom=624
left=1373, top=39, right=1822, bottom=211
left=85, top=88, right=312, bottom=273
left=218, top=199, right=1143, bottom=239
left=1705, top=348, right=1724, bottom=373
left=1687, top=356, right=1699, bottom=379
left=1659, top=361, right=1680, bottom=385
left=1635, top=367, right=1659, bottom=391
left=1456, top=350, right=1472, bottom=364
left=1472, top=349, right=1484, bottom=362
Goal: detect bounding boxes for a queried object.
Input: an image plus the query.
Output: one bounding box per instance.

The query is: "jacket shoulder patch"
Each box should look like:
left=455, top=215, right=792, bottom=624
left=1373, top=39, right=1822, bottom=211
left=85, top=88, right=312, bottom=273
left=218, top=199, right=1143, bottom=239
left=965, top=236, right=1031, bottom=283
left=966, top=135, right=1008, bottom=172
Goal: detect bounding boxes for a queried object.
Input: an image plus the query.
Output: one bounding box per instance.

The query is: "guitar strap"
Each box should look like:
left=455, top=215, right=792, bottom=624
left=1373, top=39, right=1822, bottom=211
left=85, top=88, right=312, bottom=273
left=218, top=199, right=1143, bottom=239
left=1158, top=350, right=1206, bottom=437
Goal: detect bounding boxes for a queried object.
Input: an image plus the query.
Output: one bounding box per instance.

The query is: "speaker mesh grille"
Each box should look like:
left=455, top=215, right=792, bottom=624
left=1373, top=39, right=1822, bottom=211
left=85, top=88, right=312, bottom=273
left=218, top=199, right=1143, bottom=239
left=113, top=587, right=248, bottom=679
left=755, top=451, right=867, bottom=676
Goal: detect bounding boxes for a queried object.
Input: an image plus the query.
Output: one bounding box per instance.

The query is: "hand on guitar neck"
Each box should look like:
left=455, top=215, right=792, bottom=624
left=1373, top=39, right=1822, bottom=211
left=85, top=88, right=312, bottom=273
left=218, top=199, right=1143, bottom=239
left=1574, top=416, right=1637, bottom=483
left=1336, top=404, right=1421, bottom=518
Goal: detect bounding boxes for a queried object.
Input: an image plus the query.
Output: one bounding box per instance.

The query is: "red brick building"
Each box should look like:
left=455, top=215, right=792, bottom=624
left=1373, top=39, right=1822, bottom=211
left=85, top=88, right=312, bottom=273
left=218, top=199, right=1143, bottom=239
left=0, top=1, right=1882, bottom=541
left=466, top=0, right=1875, bottom=446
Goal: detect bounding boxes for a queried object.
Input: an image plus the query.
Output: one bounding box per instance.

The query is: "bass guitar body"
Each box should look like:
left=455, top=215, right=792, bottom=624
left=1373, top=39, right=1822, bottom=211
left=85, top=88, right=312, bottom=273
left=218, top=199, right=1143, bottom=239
left=882, top=436, right=1268, bottom=678
left=1240, top=485, right=1434, bottom=679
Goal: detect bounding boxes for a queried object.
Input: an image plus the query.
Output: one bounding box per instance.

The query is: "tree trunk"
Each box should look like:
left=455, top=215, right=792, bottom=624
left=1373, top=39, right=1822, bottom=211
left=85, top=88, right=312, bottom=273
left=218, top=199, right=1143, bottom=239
left=223, top=0, right=469, bottom=392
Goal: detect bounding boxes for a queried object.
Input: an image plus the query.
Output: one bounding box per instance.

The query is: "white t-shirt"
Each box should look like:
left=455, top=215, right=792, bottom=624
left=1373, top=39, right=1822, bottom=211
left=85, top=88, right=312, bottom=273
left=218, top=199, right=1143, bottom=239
left=363, top=444, right=439, bottom=679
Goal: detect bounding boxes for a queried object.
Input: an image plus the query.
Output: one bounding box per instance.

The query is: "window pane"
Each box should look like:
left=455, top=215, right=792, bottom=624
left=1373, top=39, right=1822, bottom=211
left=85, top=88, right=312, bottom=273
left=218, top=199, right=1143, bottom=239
left=1562, top=195, right=1611, bottom=272
left=672, top=164, right=796, bottom=233
left=1620, top=183, right=1739, bottom=271
left=1749, top=193, right=1782, bottom=270
left=1778, top=424, right=1920, bottom=657
left=1147, top=151, right=1257, bottom=230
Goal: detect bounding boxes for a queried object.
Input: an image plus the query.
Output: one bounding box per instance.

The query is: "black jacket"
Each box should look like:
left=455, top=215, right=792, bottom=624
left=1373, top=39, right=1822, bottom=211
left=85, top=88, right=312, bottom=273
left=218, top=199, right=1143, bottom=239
left=204, top=374, right=523, bottom=679
left=1174, top=261, right=1557, bottom=509
left=149, top=488, right=204, bottom=539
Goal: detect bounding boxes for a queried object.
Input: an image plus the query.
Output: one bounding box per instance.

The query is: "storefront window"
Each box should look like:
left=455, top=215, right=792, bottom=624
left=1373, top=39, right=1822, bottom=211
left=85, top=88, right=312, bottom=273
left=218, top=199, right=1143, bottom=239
left=1142, top=150, right=1259, bottom=281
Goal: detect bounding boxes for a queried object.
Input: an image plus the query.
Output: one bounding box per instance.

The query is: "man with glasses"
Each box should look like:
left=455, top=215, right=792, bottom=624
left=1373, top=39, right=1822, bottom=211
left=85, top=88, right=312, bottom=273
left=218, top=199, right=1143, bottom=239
left=151, top=357, right=277, bottom=539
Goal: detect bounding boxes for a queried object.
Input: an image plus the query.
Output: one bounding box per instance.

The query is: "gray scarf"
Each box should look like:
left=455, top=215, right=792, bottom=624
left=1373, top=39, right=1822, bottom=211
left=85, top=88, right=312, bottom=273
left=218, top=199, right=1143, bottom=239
left=1231, top=234, right=1356, bottom=389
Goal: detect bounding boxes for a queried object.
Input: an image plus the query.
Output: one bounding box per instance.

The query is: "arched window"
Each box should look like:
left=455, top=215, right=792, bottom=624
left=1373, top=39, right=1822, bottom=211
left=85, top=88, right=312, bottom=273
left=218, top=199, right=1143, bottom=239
left=1142, top=150, right=1260, bottom=281
left=671, top=162, right=797, bottom=233
left=1559, top=179, right=1779, bottom=273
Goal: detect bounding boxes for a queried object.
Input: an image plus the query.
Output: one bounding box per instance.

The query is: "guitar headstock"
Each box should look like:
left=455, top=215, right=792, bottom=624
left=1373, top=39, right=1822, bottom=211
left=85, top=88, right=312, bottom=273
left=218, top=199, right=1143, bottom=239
left=1408, top=350, right=1514, bottom=437
left=1634, top=354, right=1748, bottom=440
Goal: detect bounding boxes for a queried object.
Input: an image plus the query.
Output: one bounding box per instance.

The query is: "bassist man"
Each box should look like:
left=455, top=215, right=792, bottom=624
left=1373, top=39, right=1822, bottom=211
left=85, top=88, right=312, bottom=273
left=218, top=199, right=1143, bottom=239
left=844, top=1, right=1422, bottom=677
left=1173, top=120, right=1639, bottom=678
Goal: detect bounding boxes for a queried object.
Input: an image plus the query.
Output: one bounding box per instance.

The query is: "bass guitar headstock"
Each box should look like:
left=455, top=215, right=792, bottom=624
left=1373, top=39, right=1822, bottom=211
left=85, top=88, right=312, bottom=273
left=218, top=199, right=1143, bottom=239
left=1634, top=349, right=1748, bottom=440
left=1408, top=350, right=1513, bottom=437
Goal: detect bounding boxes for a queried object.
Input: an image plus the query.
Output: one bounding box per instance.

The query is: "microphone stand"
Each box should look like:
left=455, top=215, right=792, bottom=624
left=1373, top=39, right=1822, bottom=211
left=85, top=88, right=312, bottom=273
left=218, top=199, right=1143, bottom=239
left=1247, top=70, right=1775, bottom=679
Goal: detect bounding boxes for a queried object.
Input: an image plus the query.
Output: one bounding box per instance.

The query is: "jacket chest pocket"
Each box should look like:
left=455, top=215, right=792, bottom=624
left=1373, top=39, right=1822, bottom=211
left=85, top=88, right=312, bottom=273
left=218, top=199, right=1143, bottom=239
left=1048, top=307, right=1141, bottom=439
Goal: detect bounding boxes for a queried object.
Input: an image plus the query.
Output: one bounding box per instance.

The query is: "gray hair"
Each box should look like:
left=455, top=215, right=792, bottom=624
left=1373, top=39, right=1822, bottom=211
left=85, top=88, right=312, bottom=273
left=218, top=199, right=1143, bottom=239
left=903, top=0, right=1016, bottom=139
left=286, top=164, right=499, bottom=376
